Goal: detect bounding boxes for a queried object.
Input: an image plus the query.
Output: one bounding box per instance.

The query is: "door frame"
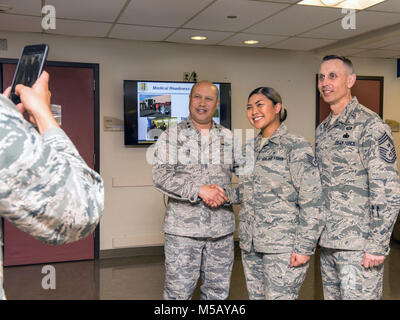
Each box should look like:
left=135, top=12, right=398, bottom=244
left=0, top=59, right=101, bottom=260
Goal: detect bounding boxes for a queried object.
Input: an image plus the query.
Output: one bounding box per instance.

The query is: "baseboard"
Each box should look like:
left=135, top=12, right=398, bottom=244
left=100, top=246, right=164, bottom=259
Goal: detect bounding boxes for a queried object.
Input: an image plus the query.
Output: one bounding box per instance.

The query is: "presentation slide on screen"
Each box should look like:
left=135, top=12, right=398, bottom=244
left=137, top=82, right=220, bottom=142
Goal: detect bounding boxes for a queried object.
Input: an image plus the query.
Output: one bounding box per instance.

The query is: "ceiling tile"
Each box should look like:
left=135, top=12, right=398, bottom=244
left=367, top=0, right=400, bottom=13
left=46, top=19, right=112, bottom=37
left=219, top=33, right=288, bottom=47
left=0, top=13, right=42, bottom=32
left=356, top=36, right=400, bottom=49
left=183, top=0, right=289, bottom=32
left=118, top=0, right=214, bottom=27
left=333, top=48, right=367, bottom=56
left=382, top=42, right=400, bottom=50
left=0, top=0, right=398, bottom=60
left=0, top=0, right=42, bottom=16
left=109, top=24, right=176, bottom=41
left=46, top=0, right=126, bottom=22
left=351, top=48, right=400, bottom=58
left=165, top=29, right=234, bottom=45
left=267, top=37, right=336, bottom=50
left=244, top=5, right=343, bottom=37
left=301, top=11, right=400, bottom=40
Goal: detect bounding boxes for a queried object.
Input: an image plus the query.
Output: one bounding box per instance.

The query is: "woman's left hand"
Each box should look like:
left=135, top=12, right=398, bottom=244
left=290, top=252, right=310, bottom=267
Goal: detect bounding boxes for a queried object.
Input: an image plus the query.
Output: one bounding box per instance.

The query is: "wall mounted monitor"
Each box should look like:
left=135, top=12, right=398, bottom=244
left=124, top=80, right=231, bottom=146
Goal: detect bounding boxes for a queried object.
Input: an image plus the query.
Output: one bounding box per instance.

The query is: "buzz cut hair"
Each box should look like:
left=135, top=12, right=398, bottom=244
left=189, top=81, right=219, bottom=98
left=322, top=55, right=355, bottom=74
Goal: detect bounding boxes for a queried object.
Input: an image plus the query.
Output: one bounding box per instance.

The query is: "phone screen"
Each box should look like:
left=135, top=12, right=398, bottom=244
left=10, top=44, right=49, bottom=105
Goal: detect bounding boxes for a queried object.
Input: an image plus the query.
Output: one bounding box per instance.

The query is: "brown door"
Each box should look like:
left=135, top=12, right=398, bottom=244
left=317, top=76, right=383, bottom=125
left=1, top=62, right=98, bottom=266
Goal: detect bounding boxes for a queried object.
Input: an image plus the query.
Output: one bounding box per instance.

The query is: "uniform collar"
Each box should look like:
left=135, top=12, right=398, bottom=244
left=185, top=116, right=218, bottom=131
left=324, top=96, right=359, bottom=128
left=337, top=96, right=359, bottom=125
left=255, top=122, right=287, bottom=152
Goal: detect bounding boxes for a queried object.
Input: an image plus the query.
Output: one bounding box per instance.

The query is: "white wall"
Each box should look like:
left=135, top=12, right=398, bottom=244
left=1, top=31, right=399, bottom=250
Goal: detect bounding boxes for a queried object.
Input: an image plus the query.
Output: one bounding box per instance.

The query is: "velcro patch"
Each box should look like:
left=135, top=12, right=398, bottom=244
left=261, top=156, right=284, bottom=161
left=378, top=132, right=397, bottom=163
left=306, top=154, right=318, bottom=167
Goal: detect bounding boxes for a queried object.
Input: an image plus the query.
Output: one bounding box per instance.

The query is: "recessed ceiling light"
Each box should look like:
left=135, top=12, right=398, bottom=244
left=191, top=36, right=207, bottom=41
left=0, top=4, right=12, bottom=12
left=244, top=40, right=260, bottom=45
left=297, top=0, right=387, bottom=10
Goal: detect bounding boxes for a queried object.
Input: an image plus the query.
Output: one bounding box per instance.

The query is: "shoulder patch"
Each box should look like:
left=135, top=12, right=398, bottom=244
left=306, top=153, right=318, bottom=167
left=378, top=132, right=397, bottom=163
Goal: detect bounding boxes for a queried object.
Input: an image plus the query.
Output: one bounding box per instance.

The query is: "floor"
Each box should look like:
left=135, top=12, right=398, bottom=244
left=4, top=241, right=400, bottom=300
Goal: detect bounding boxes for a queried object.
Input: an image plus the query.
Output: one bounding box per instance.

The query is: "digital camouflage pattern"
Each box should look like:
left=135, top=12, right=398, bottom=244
left=152, top=117, right=236, bottom=300
left=164, top=233, right=234, bottom=300
left=241, top=249, right=309, bottom=300
left=152, top=117, right=235, bottom=238
left=237, top=123, right=324, bottom=255
left=315, top=97, right=400, bottom=255
left=0, top=94, right=104, bottom=299
left=320, top=247, right=384, bottom=300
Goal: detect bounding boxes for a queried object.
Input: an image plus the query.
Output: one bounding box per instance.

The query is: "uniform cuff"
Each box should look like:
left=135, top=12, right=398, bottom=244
left=42, top=127, right=68, bottom=140
left=364, top=242, right=390, bottom=256
left=294, top=243, right=316, bottom=256
left=188, top=182, right=202, bottom=203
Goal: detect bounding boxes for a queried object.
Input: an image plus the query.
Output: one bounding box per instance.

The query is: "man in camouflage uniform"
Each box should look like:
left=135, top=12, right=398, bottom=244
left=0, top=72, right=104, bottom=299
left=152, top=81, right=235, bottom=300
left=316, top=55, right=400, bottom=299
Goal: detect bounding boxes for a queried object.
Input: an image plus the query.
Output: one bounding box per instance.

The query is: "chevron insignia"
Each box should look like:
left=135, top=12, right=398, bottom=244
left=378, top=132, right=397, bottom=163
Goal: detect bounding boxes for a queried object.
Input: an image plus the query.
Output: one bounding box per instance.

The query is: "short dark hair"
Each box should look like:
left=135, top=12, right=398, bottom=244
left=322, top=55, right=355, bottom=74
left=189, top=81, right=219, bottom=98
left=248, top=87, right=287, bottom=122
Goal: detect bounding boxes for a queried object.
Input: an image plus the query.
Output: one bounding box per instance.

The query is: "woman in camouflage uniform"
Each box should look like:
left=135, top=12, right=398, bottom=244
left=238, top=87, right=324, bottom=299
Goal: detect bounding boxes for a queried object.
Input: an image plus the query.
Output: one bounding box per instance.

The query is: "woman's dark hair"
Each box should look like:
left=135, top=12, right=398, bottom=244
left=248, top=87, right=287, bottom=122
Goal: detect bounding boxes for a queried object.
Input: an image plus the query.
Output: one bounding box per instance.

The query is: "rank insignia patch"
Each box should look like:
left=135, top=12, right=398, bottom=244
left=378, top=132, right=397, bottom=163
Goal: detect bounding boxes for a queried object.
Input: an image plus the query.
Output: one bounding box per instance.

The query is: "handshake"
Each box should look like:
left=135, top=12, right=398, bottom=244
left=198, top=184, right=229, bottom=208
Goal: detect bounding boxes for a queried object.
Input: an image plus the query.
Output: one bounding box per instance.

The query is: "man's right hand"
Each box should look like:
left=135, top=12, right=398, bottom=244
left=199, top=184, right=229, bottom=208
left=362, top=253, right=385, bottom=268
left=14, top=71, right=59, bottom=134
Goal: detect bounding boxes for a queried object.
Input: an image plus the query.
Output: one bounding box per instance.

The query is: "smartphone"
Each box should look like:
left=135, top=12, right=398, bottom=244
left=10, top=44, right=49, bottom=105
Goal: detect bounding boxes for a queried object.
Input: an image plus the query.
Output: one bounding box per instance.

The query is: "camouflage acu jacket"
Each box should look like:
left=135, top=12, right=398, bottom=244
left=152, top=118, right=235, bottom=238
left=316, top=96, right=400, bottom=255
left=238, top=123, right=324, bottom=255
left=0, top=94, right=104, bottom=299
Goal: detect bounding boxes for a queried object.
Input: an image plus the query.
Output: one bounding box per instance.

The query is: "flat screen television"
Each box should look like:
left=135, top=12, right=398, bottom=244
left=124, top=80, right=231, bottom=146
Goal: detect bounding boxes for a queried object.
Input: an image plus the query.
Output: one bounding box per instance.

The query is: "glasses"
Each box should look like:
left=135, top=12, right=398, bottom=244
left=318, top=72, right=338, bottom=82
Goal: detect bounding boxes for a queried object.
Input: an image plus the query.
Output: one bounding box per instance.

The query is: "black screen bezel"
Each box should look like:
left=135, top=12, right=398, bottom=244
left=10, top=44, right=49, bottom=104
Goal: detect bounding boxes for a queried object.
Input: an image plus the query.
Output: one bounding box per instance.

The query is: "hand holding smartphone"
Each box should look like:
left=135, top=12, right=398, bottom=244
left=10, top=44, right=49, bottom=105
left=7, top=44, right=58, bottom=134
